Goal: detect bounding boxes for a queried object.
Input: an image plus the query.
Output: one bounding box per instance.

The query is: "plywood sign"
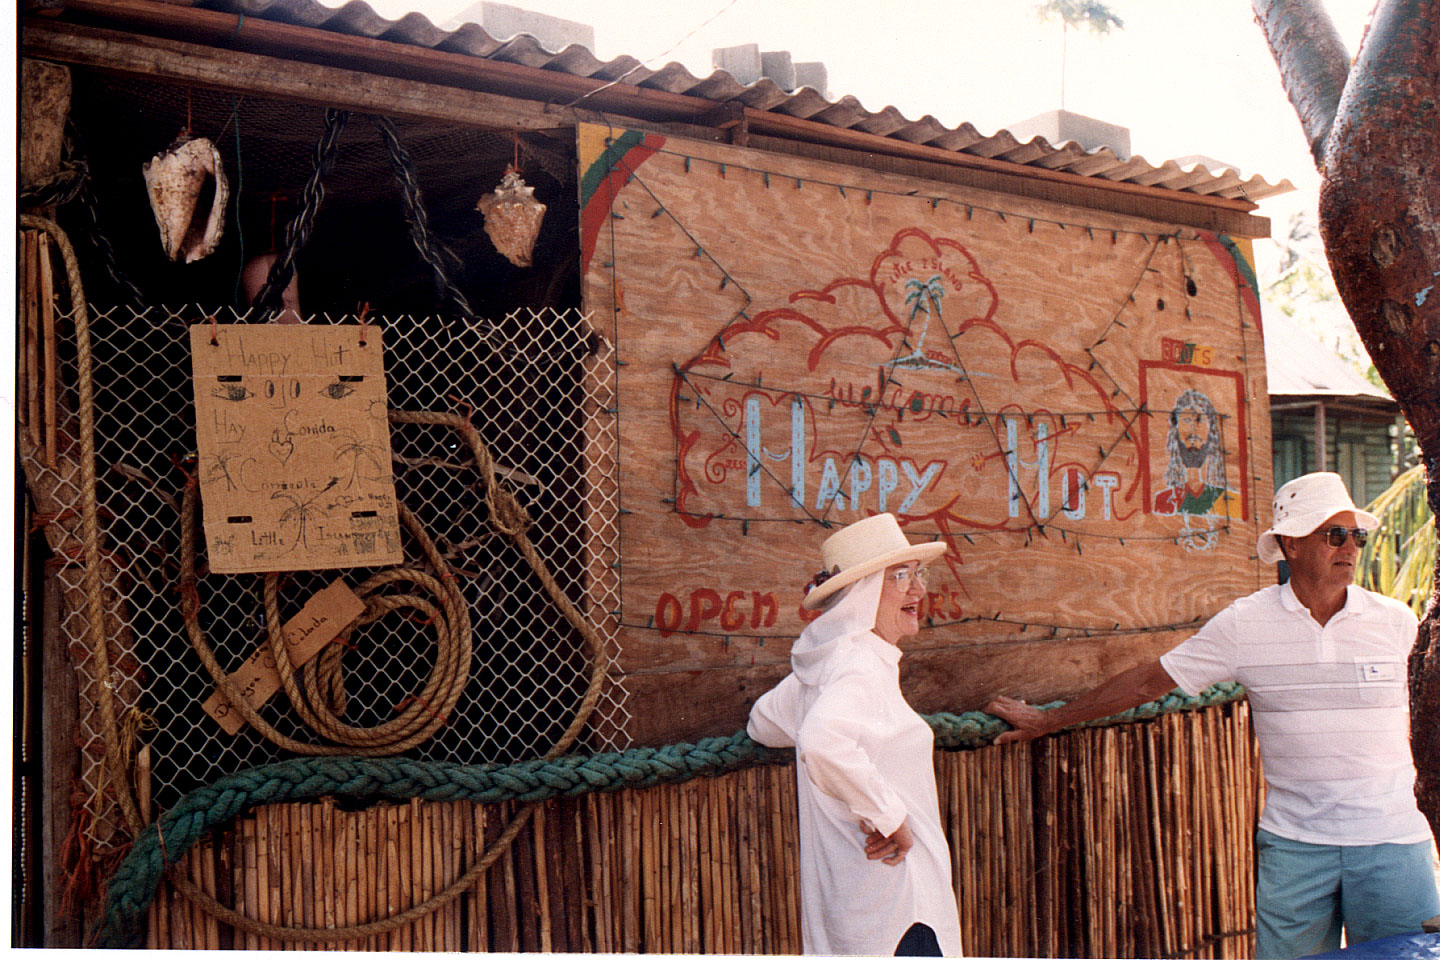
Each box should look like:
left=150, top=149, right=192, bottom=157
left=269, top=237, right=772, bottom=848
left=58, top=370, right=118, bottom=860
left=191, top=324, right=402, bottom=573
left=576, top=124, right=1273, bottom=741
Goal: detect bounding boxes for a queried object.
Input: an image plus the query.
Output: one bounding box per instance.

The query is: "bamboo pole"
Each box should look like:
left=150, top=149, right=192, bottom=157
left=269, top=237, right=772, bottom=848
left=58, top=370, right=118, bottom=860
left=382, top=805, right=399, bottom=950
left=17, top=231, right=31, bottom=432
left=446, top=802, right=459, bottom=952
left=25, top=230, right=42, bottom=446
left=420, top=799, right=435, bottom=951
left=240, top=817, right=257, bottom=952
left=499, top=802, right=521, bottom=953
left=137, top=746, right=157, bottom=949
left=366, top=806, right=380, bottom=951
left=265, top=805, right=280, bottom=951
left=302, top=803, right=317, bottom=939
left=38, top=231, right=57, bottom=467
left=340, top=805, right=355, bottom=951
left=665, top=784, right=680, bottom=954
left=316, top=801, right=333, bottom=944
left=782, top=763, right=802, bottom=954
left=586, top=794, right=607, bottom=953
left=204, top=834, right=222, bottom=949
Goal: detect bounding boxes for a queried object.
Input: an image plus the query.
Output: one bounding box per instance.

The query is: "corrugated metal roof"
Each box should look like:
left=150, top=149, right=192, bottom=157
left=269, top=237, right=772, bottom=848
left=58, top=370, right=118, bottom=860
left=1264, top=311, right=1392, bottom=402
left=193, top=0, right=1293, bottom=204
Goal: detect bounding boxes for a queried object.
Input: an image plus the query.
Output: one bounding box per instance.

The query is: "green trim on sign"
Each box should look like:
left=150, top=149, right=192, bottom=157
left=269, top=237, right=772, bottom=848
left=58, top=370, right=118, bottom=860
left=1216, top=233, right=1260, bottom=302
left=580, top=129, right=647, bottom=209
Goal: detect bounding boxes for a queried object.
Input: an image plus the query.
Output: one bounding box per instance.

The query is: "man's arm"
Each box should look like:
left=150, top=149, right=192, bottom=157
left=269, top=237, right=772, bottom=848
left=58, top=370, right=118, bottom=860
left=986, top=660, right=1178, bottom=744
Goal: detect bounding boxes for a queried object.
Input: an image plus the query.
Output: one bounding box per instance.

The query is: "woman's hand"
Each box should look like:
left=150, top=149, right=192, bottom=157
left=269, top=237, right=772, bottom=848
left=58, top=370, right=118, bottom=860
left=986, top=695, right=1055, bottom=744
left=863, top=819, right=914, bottom=865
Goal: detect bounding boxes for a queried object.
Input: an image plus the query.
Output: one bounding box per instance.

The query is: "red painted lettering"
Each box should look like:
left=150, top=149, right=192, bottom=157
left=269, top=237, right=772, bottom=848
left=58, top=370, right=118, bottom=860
left=721, top=591, right=748, bottom=631
left=655, top=593, right=683, bottom=637
left=751, top=591, right=778, bottom=628
left=686, top=588, right=723, bottom=632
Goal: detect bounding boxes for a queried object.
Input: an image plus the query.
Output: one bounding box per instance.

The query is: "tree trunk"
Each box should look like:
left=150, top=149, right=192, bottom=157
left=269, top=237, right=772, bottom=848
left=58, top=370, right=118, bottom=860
left=1255, top=0, right=1440, bottom=841
left=1319, top=0, right=1440, bottom=841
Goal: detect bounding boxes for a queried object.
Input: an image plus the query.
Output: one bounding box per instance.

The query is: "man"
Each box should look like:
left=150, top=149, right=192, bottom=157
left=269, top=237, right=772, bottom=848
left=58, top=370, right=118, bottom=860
left=989, top=472, right=1439, bottom=958
left=1152, top=388, right=1237, bottom=518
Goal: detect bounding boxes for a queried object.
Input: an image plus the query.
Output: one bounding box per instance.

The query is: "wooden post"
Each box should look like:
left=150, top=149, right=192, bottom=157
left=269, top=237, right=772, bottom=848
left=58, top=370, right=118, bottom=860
left=40, top=567, right=83, bottom=948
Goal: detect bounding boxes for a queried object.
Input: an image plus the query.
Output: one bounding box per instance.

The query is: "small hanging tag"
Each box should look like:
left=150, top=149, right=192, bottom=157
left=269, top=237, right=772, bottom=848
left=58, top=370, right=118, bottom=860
left=202, top=578, right=365, bottom=735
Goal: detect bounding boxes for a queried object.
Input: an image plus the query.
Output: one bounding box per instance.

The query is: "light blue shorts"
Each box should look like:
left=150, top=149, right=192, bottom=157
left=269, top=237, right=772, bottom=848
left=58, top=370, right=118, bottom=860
left=1255, top=828, right=1440, bottom=959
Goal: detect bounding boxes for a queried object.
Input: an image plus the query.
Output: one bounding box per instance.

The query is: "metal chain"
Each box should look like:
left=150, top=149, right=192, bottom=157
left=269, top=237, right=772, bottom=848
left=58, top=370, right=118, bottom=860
left=373, top=115, right=492, bottom=339
left=253, top=108, right=350, bottom=313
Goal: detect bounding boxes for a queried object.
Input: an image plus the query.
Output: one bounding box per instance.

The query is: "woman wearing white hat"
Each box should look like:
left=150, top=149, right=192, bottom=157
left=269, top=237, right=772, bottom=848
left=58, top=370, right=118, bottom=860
left=748, top=513, right=963, bottom=956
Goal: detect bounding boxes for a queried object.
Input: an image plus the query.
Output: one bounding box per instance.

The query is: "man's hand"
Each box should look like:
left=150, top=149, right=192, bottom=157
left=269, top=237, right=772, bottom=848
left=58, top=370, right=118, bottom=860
left=863, top=819, right=914, bottom=865
left=986, top=695, right=1055, bottom=744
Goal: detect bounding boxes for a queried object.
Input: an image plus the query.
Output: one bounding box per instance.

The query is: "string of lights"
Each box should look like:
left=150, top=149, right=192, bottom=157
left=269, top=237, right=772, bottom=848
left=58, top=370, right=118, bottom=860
left=590, top=129, right=1262, bottom=637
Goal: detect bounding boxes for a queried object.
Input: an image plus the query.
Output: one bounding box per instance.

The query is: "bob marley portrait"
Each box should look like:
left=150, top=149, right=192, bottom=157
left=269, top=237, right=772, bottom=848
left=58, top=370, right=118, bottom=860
left=1152, top=388, right=1238, bottom=518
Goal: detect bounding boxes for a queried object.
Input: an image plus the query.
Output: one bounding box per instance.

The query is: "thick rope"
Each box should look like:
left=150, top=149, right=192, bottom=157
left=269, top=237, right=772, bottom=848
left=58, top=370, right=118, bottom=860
left=180, top=488, right=472, bottom=756
left=95, top=682, right=1245, bottom=947
left=166, top=409, right=609, bottom=940
left=20, top=215, right=145, bottom=843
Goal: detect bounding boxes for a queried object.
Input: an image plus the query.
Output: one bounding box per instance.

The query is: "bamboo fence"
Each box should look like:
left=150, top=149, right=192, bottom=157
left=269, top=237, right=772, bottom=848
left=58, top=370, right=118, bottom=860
left=145, top=699, right=1261, bottom=956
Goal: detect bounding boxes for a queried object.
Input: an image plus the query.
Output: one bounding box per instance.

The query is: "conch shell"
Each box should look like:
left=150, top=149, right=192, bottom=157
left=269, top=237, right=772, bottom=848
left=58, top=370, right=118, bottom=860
left=143, top=136, right=229, bottom=263
left=476, top=167, right=546, bottom=268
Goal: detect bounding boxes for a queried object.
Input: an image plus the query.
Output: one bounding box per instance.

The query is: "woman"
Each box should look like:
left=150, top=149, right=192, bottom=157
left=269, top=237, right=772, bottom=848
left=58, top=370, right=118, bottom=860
left=748, top=513, right=963, bottom=956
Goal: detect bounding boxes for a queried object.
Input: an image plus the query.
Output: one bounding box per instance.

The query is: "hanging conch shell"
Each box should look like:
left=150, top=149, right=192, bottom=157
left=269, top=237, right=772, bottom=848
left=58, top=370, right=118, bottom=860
left=142, top=136, right=229, bottom=263
left=476, top=166, right=546, bottom=268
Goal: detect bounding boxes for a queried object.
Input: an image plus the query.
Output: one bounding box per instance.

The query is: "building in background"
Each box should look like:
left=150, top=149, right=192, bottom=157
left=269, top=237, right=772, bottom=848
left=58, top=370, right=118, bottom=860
left=1265, top=309, right=1407, bottom=508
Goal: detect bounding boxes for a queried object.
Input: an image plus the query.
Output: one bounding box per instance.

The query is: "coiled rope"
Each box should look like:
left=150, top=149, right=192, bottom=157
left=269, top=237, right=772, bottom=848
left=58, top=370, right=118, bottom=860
left=94, top=682, right=1245, bottom=947
left=167, top=406, right=613, bottom=941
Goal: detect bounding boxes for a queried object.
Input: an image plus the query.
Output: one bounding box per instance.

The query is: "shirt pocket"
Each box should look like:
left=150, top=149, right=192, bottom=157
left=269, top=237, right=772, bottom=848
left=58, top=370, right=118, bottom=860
left=1352, top=657, right=1406, bottom=706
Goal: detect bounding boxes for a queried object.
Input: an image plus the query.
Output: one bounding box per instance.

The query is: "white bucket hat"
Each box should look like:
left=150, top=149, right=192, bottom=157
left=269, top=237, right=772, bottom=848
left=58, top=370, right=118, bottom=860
left=802, top=513, right=946, bottom=609
left=1257, top=472, right=1379, bottom=563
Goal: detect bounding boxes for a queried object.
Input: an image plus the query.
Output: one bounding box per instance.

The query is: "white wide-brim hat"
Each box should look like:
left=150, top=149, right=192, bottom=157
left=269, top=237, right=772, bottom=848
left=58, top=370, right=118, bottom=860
left=802, top=513, right=946, bottom=609
left=1257, top=472, right=1379, bottom=563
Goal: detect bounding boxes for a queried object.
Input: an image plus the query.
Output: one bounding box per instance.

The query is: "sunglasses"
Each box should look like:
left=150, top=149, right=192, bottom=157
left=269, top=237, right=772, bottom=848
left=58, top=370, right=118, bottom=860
left=1315, top=526, right=1369, bottom=548
left=888, top=567, right=930, bottom=588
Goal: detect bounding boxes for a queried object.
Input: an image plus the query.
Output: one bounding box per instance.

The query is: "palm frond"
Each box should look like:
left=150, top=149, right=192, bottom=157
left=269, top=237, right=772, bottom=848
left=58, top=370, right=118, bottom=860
left=1357, top=464, right=1435, bottom=616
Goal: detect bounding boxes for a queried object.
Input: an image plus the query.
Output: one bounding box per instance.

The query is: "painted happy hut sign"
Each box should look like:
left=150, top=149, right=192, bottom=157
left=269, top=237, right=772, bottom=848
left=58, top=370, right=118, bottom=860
left=577, top=123, right=1272, bottom=739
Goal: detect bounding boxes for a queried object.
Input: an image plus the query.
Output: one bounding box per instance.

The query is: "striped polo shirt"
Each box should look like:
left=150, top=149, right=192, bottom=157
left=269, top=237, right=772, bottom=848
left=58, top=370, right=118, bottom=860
left=1160, top=582, right=1430, bottom=846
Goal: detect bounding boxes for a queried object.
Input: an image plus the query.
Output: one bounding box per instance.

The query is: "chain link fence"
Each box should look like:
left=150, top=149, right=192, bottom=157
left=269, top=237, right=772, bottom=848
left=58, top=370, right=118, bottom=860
left=22, top=301, right=627, bottom=849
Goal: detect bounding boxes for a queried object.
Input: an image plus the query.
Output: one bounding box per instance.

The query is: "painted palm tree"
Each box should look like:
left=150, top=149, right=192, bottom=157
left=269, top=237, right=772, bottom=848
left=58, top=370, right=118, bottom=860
left=894, top=274, right=955, bottom=370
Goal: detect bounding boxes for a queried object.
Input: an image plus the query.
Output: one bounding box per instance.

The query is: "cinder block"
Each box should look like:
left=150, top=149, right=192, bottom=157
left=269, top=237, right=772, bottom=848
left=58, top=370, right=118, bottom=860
left=445, top=0, right=595, bottom=51
left=712, top=43, right=762, bottom=85
left=793, top=61, right=828, bottom=97
left=760, top=50, right=796, bottom=91
left=1004, top=109, right=1131, bottom=160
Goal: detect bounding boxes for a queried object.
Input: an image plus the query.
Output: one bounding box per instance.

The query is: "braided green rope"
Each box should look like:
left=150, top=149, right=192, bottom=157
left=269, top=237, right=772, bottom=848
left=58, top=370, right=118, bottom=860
left=95, top=682, right=1243, bottom=947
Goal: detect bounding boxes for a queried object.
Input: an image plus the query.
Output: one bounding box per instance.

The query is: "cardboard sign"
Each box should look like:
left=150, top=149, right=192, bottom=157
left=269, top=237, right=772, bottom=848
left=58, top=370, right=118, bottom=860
left=202, top=579, right=366, bottom=735
left=191, top=324, right=403, bottom=573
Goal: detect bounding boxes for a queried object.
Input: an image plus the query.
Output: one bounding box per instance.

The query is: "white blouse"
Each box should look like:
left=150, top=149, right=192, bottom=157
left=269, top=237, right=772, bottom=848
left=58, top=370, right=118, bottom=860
left=749, top=629, right=964, bottom=956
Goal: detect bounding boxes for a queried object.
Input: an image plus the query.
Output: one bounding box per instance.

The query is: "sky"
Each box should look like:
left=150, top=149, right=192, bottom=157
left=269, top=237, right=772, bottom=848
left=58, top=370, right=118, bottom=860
left=326, top=0, right=1380, bottom=359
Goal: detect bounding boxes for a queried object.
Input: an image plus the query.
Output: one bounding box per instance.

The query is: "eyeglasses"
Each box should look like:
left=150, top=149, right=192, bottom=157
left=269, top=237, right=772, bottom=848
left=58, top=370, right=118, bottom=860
left=888, top=567, right=930, bottom=588
left=1317, top=526, right=1369, bottom=548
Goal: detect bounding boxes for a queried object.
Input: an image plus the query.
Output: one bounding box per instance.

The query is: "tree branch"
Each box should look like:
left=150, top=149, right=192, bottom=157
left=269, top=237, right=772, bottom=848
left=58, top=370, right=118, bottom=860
left=1250, top=0, right=1351, bottom=170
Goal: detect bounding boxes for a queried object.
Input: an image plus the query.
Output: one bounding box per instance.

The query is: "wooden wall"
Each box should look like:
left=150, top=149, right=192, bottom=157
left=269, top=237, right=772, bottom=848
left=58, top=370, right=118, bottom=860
left=577, top=123, right=1274, bottom=746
